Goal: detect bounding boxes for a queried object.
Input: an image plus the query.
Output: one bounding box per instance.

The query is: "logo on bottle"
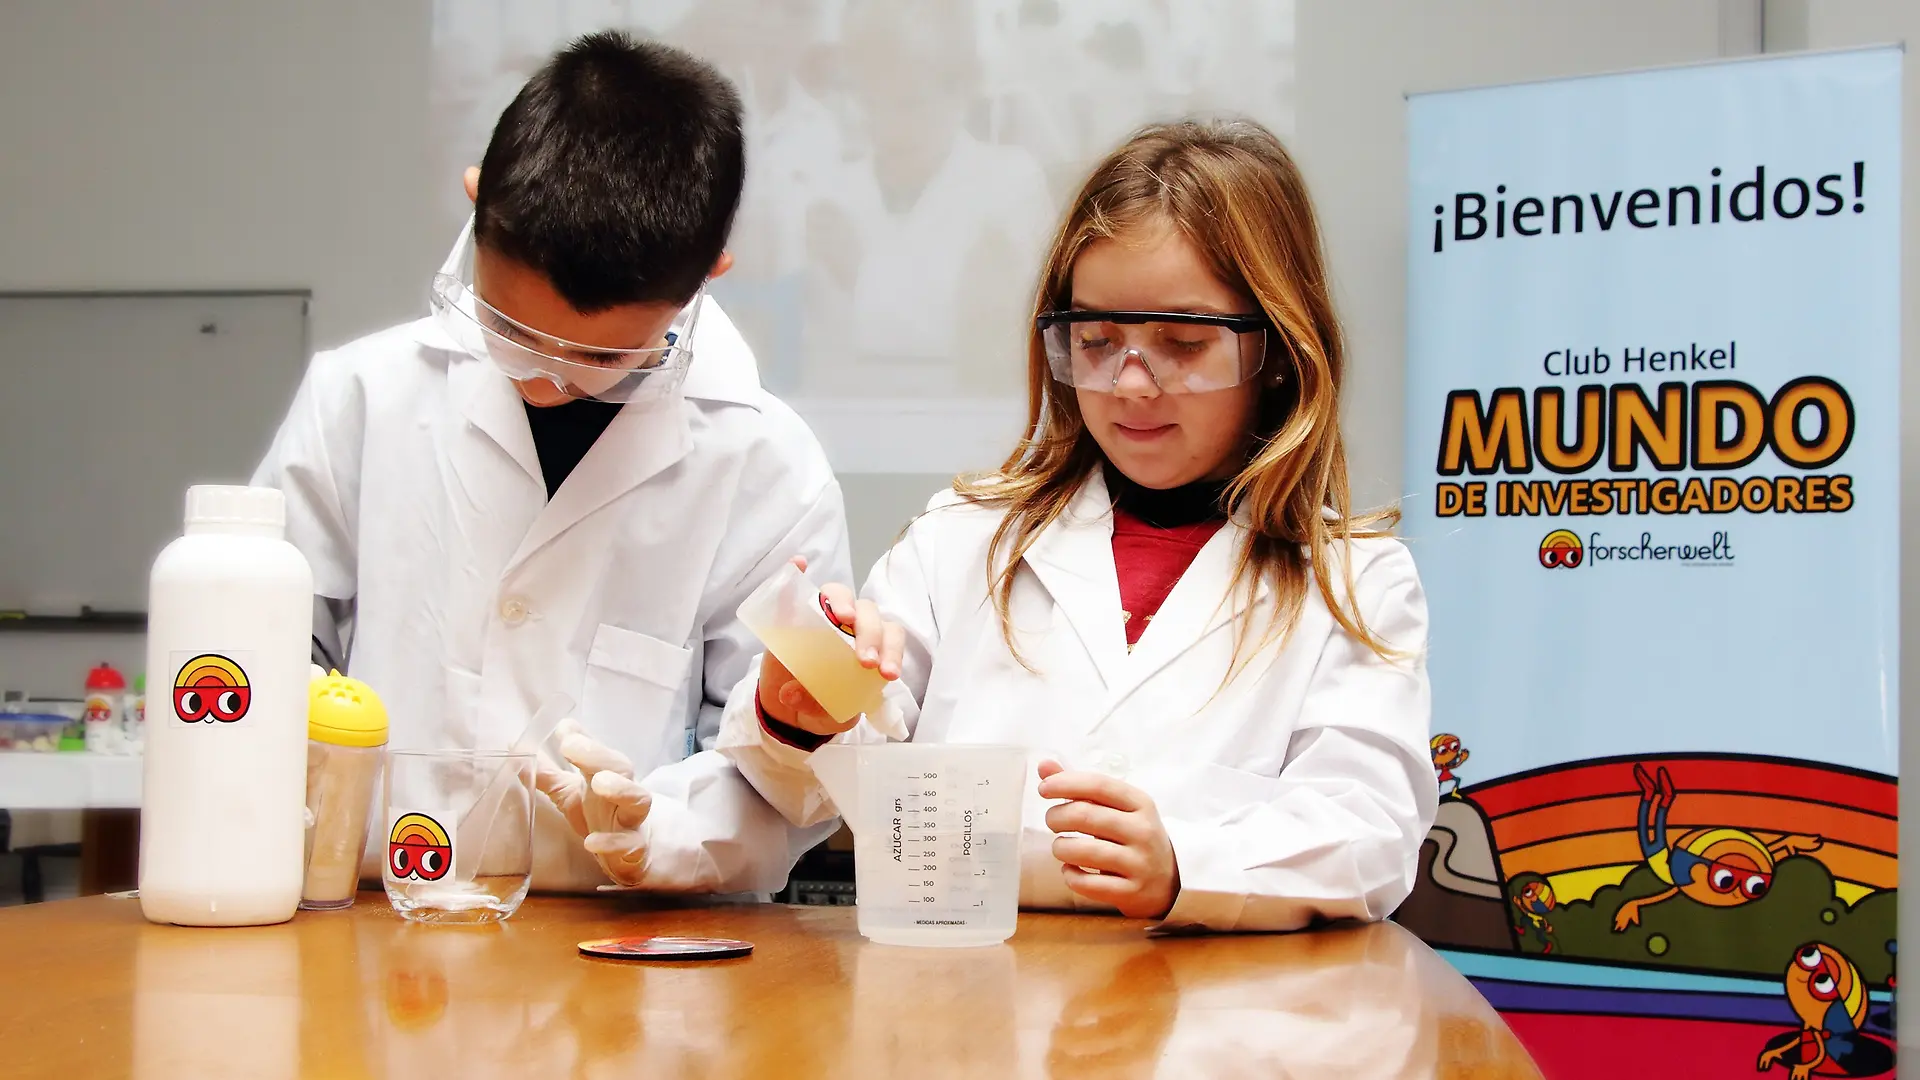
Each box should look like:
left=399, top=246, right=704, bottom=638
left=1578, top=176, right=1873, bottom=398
left=172, top=653, right=251, bottom=723
left=388, top=812, right=453, bottom=881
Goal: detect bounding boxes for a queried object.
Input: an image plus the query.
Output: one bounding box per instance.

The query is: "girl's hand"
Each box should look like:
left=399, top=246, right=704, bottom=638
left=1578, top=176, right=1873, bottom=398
left=1038, top=760, right=1180, bottom=919
left=756, top=556, right=905, bottom=737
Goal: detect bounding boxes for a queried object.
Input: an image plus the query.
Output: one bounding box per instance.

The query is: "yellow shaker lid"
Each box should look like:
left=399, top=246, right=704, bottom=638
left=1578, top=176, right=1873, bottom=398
left=309, top=670, right=389, bottom=747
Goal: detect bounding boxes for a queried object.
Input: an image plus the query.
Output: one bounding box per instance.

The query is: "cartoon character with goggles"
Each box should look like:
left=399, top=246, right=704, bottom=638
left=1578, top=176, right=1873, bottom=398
left=388, top=812, right=453, bottom=882
left=1612, top=763, right=1823, bottom=931
left=172, top=654, right=252, bottom=724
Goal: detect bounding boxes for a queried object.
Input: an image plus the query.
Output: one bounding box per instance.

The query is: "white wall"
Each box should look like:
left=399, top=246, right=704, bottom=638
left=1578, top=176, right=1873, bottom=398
left=0, top=0, right=441, bottom=350
left=0, top=0, right=441, bottom=697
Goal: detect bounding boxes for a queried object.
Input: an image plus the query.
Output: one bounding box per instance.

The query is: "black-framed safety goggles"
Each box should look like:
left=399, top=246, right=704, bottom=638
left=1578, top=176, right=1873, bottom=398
left=1036, top=310, right=1273, bottom=394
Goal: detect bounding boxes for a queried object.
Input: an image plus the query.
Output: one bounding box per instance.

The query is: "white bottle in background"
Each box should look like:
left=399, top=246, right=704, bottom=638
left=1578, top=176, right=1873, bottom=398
left=124, top=673, right=146, bottom=753
left=140, top=485, right=313, bottom=927
left=83, top=663, right=126, bottom=753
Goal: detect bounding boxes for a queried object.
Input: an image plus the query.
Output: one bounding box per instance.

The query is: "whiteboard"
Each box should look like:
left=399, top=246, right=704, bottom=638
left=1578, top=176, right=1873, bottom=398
left=0, top=292, right=309, bottom=613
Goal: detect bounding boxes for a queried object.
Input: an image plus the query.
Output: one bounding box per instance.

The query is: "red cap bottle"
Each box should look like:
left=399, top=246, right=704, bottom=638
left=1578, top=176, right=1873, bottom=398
left=86, top=663, right=127, bottom=693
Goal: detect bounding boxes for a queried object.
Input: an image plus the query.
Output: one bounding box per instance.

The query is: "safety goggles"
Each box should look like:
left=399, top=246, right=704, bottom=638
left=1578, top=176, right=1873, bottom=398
left=174, top=685, right=249, bottom=723
left=1795, top=946, right=1842, bottom=1000
left=1037, top=309, right=1273, bottom=394
left=1705, top=860, right=1770, bottom=899
left=388, top=840, right=451, bottom=881
left=429, top=222, right=702, bottom=405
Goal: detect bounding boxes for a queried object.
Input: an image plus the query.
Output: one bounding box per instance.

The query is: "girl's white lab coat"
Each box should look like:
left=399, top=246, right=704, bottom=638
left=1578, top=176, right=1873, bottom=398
left=253, top=298, right=845, bottom=894
left=718, top=471, right=1437, bottom=931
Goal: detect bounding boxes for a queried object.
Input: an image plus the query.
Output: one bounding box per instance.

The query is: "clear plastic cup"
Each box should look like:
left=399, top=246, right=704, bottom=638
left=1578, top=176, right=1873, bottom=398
left=810, top=743, right=1027, bottom=947
left=382, top=749, right=534, bottom=924
left=737, top=562, right=887, bottom=724
left=301, top=740, right=384, bottom=910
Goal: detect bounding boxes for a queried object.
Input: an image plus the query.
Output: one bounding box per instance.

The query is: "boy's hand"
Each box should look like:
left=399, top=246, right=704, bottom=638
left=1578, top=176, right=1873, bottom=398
left=1038, top=761, right=1180, bottom=920
left=533, top=719, right=653, bottom=887
left=756, top=556, right=904, bottom=738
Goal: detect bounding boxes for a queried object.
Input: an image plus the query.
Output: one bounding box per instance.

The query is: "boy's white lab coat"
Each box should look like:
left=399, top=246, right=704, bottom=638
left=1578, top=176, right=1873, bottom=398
left=253, top=298, right=844, bottom=893
left=718, top=471, right=1436, bottom=931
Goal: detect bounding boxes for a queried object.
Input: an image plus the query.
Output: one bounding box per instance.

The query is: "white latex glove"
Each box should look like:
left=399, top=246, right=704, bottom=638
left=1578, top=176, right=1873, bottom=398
left=532, top=718, right=654, bottom=887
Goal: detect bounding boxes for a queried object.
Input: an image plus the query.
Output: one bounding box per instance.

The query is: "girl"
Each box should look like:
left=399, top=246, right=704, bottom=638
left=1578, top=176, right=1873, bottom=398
left=717, top=119, right=1435, bottom=931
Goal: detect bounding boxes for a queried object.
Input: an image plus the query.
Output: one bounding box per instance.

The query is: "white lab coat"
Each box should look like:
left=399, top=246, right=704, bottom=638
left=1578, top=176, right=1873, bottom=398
left=253, top=291, right=846, bottom=894
left=718, top=470, right=1437, bottom=931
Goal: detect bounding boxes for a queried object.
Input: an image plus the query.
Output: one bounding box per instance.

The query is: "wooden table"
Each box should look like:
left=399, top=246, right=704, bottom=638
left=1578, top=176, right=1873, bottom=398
left=0, top=893, right=1541, bottom=1079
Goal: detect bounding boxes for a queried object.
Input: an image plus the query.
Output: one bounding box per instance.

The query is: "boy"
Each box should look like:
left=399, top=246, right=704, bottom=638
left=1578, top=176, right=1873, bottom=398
left=254, top=32, right=846, bottom=892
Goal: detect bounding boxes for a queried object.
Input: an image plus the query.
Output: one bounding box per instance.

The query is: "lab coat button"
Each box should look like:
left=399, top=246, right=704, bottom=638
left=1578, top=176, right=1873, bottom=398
left=1091, top=750, right=1131, bottom=778
left=499, top=597, right=529, bottom=626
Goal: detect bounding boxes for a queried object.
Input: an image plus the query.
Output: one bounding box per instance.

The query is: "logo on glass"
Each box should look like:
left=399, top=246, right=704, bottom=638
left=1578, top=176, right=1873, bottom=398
left=172, top=653, right=251, bottom=723
left=388, top=812, right=452, bottom=881
left=1538, top=529, right=1584, bottom=569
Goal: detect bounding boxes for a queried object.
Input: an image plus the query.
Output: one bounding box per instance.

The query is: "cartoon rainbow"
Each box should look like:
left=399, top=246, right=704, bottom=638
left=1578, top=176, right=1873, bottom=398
left=390, top=812, right=450, bottom=849
left=1468, top=755, right=1896, bottom=905
left=176, top=654, right=248, bottom=689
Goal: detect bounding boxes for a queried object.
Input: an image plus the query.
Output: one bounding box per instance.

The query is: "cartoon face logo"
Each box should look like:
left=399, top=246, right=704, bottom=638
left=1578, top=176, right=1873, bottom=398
left=1430, top=734, right=1466, bottom=769
left=1679, top=831, right=1778, bottom=907
left=388, top=812, right=452, bottom=881
left=1706, top=857, right=1772, bottom=899
left=820, top=594, right=856, bottom=638
left=1786, top=943, right=1864, bottom=1022
left=1538, top=529, right=1583, bottom=569
left=1515, top=880, right=1556, bottom=913
left=173, top=654, right=250, bottom=723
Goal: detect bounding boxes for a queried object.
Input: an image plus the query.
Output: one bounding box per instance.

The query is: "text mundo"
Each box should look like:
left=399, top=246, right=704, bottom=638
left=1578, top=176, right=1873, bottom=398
left=1431, top=163, right=1867, bottom=253
left=1433, top=373, right=1856, bottom=519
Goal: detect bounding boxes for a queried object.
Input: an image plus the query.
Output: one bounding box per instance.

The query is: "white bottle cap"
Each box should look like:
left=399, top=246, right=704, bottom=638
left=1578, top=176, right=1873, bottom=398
left=184, top=485, right=286, bottom=533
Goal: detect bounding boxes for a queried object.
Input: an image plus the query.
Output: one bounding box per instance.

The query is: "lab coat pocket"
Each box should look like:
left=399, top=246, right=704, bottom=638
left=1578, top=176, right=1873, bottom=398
left=582, top=624, right=695, bottom=774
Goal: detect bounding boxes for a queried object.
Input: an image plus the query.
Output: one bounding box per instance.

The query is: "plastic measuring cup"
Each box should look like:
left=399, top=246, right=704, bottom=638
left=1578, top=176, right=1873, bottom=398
left=810, top=743, right=1026, bottom=947
left=737, top=562, right=887, bottom=725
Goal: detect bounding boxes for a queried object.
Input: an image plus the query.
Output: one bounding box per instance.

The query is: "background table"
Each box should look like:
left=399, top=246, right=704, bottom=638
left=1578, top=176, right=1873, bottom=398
left=0, top=751, right=142, bottom=899
left=0, top=893, right=1541, bottom=1079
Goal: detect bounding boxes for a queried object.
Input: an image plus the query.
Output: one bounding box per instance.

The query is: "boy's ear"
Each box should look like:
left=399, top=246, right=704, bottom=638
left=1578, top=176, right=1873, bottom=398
left=463, top=166, right=481, bottom=205
left=709, top=250, right=734, bottom=281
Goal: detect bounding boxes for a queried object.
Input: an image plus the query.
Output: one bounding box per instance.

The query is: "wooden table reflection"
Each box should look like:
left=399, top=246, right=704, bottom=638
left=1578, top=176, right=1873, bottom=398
left=0, top=893, right=1540, bottom=1078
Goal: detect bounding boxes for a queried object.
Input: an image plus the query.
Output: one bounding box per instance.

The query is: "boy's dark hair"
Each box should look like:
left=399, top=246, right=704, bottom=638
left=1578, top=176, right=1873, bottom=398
left=474, top=31, right=744, bottom=312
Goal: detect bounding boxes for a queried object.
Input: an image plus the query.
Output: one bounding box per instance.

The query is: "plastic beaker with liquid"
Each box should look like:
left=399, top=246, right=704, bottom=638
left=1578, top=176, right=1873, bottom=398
left=737, top=563, right=886, bottom=724
left=810, top=743, right=1025, bottom=947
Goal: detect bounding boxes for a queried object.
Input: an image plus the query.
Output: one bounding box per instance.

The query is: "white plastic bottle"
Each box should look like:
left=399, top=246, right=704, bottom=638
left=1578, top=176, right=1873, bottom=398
left=124, top=673, right=146, bottom=753
left=139, top=486, right=313, bottom=927
left=83, top=663, right=126, bottom=753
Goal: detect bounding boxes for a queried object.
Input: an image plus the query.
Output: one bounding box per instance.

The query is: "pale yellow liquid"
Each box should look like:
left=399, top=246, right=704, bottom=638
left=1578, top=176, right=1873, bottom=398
left=761, top=625, right=887, bottom=722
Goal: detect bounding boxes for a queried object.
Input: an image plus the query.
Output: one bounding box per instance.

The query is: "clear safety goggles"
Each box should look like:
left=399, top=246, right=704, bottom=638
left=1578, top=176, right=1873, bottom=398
left=1037, top=310, right=1273, bottom=395
left=428, top=224, right=702, bottom=405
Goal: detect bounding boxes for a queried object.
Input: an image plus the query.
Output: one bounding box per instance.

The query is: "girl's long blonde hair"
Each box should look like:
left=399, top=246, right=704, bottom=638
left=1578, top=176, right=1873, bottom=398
left=955, top=119, right=1399, bottom=665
